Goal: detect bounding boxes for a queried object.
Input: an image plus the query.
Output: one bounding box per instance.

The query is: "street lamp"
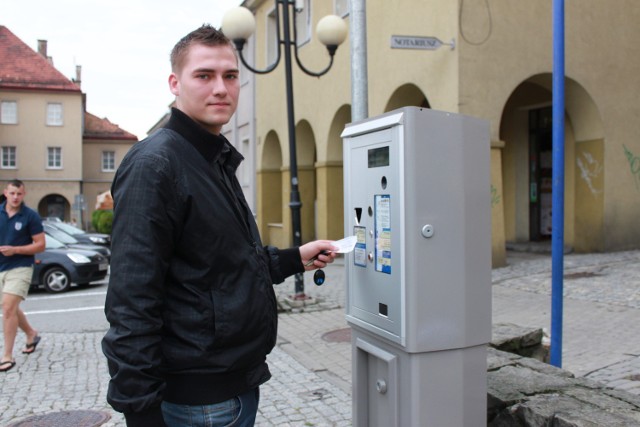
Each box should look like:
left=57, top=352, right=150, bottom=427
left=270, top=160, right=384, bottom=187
left=223, top=2, right=348, bottom=300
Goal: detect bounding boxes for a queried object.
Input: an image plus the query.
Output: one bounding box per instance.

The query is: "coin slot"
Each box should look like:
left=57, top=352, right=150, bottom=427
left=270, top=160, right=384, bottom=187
left=355, top=207, right=363, bottom=225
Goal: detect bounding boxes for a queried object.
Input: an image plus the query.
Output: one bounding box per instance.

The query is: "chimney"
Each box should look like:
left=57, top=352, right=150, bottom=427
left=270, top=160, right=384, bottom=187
left=37, top=39, right=54, bottom=65
left=74, top=65, right=82, bottom=88
left=37, top=39, right=47, bottom=57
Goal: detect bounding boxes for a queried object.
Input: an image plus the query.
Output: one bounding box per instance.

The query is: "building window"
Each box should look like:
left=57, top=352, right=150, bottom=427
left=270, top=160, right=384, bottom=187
left=266, top=2, right=311, bottom=62
left=295, top=0, right=311, bottom=47
left=1, top=146, right=16, bottom=169
left=240, top=36, right=252, bottom=85
left=46, top=103, right=63, bottom=126
left=1, top=101, right=18, bottom=124
left=241, top=138, right=251, bottom=186
left=102, top=151, right=115, bottom=172
left=335, top=0, right=350, bottom=17
left=266, top=8, right=278, bottom=67
left=47, top=147, right=62, bottom=169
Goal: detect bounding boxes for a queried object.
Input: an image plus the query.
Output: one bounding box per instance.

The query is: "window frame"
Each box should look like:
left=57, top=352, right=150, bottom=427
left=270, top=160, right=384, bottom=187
left=240, top=138, right=252, bottom=186
left=102, top=150, right=116, bottom=172
left=335, top=0, right=350, bottom=17
left=1, top=146, right=17, bottom=169
left=266, top=7, right=278, bottom=67
left=0, top=101, right=18, bottom=125
left=46, top=146, right=63, bottom=169
left=46, top=102, right=64, bottom=126
left=239, top=36, right=253, bottom=86
left=295, top=0, right=312, bottom=47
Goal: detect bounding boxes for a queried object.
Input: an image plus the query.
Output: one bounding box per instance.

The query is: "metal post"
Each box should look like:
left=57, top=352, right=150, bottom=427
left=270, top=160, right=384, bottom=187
left=350, top=0, right=369, bottom=122
left=225, top=0, right=345, bottom=300
left=551, top=0, right=565, bottom=368
left=280, top=1, right=306, bottom=298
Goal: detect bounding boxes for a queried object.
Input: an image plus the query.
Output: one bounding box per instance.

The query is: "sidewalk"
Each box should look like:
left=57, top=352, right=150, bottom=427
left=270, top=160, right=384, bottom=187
left=265, top=249, right=640, bottom=424
left=0, top=250, right=639, bottom=426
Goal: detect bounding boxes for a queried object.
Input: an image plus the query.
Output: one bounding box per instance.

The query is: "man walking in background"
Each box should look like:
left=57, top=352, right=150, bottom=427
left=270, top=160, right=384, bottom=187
left=0, top=179, right=45, bottom=372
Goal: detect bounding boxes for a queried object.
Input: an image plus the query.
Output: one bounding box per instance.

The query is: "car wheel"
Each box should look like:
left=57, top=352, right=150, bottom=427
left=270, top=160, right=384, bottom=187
left=43, top=267, right=71, bottom=293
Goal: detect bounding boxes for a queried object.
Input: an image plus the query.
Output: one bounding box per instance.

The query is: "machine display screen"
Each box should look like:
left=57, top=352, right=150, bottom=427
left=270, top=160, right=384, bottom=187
left=368, top=146, right=389, bottom=168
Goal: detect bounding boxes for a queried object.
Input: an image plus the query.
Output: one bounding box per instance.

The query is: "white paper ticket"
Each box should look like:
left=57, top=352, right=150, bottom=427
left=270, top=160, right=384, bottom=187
left=332, top=235, right=357, bottom=253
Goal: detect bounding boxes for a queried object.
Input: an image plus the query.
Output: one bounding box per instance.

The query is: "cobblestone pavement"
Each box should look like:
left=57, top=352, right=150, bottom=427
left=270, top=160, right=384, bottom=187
left=1, top=250, right=639, bottom=426
left=492, top=249, right=640, bottom=385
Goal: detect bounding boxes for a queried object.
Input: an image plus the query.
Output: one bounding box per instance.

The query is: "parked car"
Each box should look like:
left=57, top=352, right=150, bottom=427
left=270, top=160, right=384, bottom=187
left=31, top=235, right=109, bottom=293
left=43, top=220, right=111, bottom=247
left=41, top=216, right=63, bottom=222
left=43, top=223, right=111, bottom=261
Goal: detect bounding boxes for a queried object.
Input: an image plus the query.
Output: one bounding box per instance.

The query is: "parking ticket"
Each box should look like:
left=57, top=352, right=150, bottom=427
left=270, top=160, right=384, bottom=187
left=332, top=235, right=357, bottom=253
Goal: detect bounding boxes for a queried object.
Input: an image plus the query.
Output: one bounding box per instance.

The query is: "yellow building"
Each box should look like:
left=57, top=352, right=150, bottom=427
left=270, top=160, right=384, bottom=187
left=235, top=0, right=640, bottom=267
left=82, top=112, right=137, bottom=222
left=0, top=26, right=137, bottom=229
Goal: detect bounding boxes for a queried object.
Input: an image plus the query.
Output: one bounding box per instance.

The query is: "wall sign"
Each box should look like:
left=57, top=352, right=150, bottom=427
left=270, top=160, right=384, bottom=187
left=390, top=35, right=455, bottom=51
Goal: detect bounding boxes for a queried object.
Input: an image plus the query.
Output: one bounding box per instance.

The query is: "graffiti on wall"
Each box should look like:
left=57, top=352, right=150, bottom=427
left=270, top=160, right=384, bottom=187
left=576, top=151, right=603, bottom=196
left=623, top=145, right=640, bottom=191
left=491, top=184, right=501, bottom=207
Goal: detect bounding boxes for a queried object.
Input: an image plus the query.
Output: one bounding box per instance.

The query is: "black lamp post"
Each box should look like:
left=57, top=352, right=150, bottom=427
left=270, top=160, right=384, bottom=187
left=223, top=2, right=347, bottom=299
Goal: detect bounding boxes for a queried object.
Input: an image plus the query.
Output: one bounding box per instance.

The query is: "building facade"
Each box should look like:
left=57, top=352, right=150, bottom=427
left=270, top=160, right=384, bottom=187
left=82, top=112, right=137, bottom=223
left=237, top=0, right=640, bottom=266
left=0, top=26, right=137, bottom=229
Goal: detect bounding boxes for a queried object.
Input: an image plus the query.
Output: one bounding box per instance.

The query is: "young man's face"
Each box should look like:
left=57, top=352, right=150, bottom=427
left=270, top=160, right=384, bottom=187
left=169, top=43, right=240, bottom=135
left=4, top=184, right=25, bottom=210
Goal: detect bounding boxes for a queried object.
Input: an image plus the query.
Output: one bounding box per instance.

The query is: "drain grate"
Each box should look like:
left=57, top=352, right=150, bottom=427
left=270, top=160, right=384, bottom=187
left=321, top=327, right=351, bottom=343
left=299, top=388, right=330, bottom=400
left=8, top=410, right=111, bottom=427
left=564, top=271, right=600, bottom=280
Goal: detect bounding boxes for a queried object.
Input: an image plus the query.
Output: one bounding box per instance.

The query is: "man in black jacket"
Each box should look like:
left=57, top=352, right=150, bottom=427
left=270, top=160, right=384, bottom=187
left=102, top=25, right=337, bottom=427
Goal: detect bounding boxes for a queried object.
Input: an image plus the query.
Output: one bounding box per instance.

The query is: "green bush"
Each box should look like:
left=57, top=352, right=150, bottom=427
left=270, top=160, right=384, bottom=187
left=91, top=209, right=103, bottom=231
left=94, top=210, right=113, bottom=234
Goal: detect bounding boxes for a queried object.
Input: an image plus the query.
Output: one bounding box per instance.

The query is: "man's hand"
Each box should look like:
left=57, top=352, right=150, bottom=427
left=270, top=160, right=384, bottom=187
left=0, top=245, right=16, bottom=256
left=300, top=240, right=338, bottom=271
left=0, top=233, right=46, bottom=257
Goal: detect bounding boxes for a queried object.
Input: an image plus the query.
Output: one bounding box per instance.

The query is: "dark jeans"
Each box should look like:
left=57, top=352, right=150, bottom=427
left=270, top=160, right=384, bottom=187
left=161, top=388, right=259, bottom=427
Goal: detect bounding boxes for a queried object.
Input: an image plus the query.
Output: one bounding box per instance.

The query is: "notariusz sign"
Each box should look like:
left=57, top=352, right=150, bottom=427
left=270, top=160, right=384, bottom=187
left=390, top=35, right=455, bottom=51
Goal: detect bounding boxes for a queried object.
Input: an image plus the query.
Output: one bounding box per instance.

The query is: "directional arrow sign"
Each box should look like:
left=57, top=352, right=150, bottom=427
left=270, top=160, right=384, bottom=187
left=390, top=35, right=455, bottom=51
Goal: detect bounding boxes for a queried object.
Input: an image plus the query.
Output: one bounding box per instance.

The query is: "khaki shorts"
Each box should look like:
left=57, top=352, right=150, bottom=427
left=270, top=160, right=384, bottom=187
left=0, top=267, right=34, bottom=300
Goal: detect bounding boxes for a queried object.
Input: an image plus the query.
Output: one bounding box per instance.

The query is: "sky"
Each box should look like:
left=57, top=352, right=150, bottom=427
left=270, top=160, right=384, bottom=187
left=2, top=0, right=243, bottom=139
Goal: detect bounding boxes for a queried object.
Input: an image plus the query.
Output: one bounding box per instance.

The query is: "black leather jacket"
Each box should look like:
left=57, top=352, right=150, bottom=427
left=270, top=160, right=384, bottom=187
left=102, top=109, right=303, bottom=426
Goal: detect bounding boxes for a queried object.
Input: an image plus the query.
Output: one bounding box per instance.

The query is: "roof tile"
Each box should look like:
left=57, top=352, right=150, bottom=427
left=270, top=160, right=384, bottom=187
left=84, top=111, right=137, bottom=141
left=0, top=25, right=80, bottom=92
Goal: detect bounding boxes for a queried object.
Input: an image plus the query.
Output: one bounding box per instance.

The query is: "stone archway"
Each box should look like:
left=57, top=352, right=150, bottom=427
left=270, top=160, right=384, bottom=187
left=295, top=120, right=317, bottom=243
left=316, top=104, right=351, bottom=240
left=257, top=130, right=284, bottom=247
left=38, top=194, right=70, bottom=221
left=499, top=74, right=604, bottom=252
left=384, top=83, right=430, bottom=113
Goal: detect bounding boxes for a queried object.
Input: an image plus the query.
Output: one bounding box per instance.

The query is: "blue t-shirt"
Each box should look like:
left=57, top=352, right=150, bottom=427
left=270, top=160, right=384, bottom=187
left=0, top=202, right=44, bottom=272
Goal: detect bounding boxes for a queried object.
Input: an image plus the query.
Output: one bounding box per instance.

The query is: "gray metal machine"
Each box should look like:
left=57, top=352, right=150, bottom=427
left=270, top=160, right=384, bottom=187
left=341, top=107, right=491, bottom=426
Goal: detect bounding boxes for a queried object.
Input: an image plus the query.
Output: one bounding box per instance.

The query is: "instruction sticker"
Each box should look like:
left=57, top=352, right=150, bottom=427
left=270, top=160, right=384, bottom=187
left=374, top=195, right=391, bottom=274
left=353, top=226, right=367, bottom=267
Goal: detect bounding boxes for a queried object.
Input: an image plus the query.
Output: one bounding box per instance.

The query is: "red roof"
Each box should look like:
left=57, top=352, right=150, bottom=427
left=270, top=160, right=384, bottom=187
left=0, top=25, right=81, bottom=93
left=84, top=112, right=138, bottom=141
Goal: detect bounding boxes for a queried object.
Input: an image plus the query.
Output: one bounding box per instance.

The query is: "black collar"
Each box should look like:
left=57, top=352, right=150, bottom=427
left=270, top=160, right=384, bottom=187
left=164, top=107, right=242, bottom=168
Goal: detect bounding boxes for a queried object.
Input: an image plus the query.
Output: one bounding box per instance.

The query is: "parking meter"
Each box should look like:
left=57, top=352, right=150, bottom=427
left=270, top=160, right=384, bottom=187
left=342, top=107, right=491, bottom=426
